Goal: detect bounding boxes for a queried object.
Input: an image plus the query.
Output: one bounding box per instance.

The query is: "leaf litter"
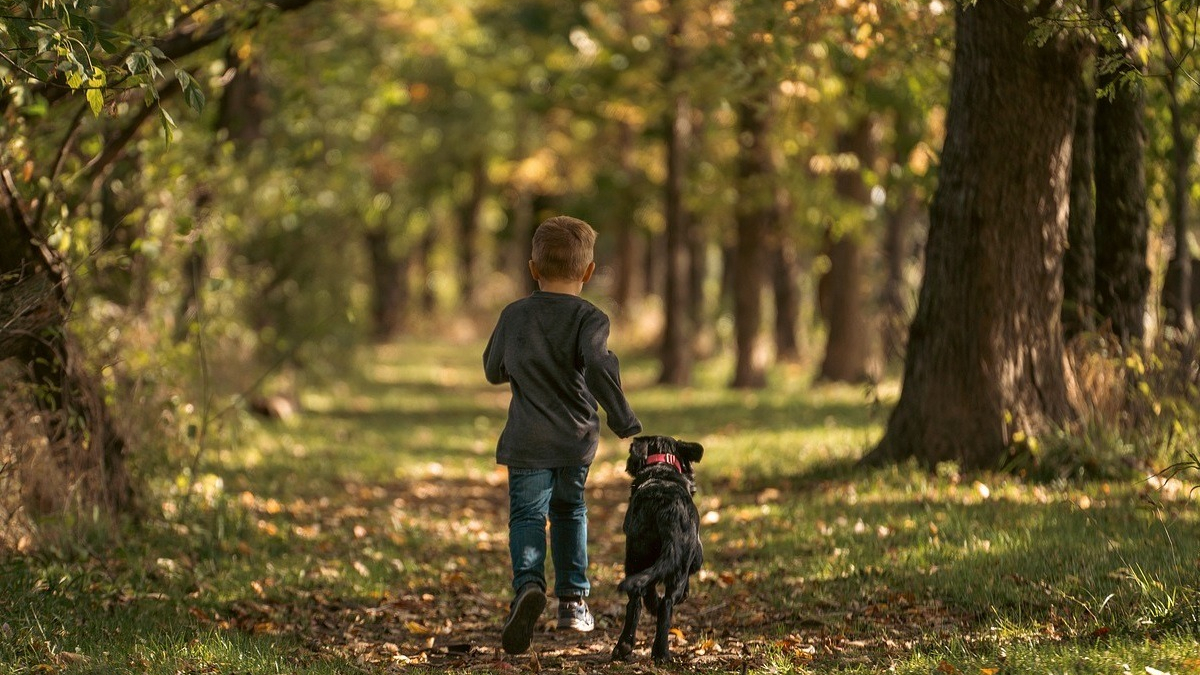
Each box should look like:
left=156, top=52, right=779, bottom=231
left=207, top=464, right=978, bottom=673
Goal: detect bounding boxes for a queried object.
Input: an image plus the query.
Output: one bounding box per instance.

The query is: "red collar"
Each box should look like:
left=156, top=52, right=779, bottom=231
left=645, top=453, right=682, bottom=473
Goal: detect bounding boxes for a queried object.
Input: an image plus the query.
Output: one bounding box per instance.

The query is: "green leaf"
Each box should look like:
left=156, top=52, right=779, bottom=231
left=184, top=82, right=206, bottom=112
left=125, top=52, right=151, bottom=75
left=176, top=70, right=207, bottom=113
left=159, top=107, right=176, bottom=145
left=86, top=87, right=103, bottom=116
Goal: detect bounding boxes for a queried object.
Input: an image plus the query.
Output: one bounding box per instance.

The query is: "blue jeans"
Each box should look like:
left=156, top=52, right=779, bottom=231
left=507, top=465, right=591, bottom=598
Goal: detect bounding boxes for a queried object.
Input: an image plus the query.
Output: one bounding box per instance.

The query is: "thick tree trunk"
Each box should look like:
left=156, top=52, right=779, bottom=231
left=658, top=8, right=693, bottom=386
left=1162, top=66, right=1195, bottom=337
left=818, top=117, right=877, bottom=383
left=1063, top=62, right=1097, bottom=340
left=1093, top=2, right=1150, bottom=346
left=865, top=0, right=1080, bottom=469
left=731, top=86, right=774, bottom=389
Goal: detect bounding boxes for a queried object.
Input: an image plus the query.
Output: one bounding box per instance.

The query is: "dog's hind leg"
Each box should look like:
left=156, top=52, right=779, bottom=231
left=611, top=594, right=641, bottom=662
left=650, top=594, right=675, bottom=663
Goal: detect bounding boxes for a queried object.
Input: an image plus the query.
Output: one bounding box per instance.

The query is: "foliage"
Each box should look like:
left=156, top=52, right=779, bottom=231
left=1007, top=334, right=1200, bottom=482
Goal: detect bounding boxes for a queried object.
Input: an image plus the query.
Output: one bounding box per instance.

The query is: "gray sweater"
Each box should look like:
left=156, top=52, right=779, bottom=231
left=484, top=291, right=642, bottom=468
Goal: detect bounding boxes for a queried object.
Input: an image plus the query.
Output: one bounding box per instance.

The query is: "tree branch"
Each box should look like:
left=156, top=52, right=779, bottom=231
left=39, top=0, right=324, bottom=107
left=81, top=79, right=181, bottom=187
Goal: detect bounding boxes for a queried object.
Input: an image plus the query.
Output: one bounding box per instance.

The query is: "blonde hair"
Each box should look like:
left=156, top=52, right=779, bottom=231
left=531, top=216, right=597, bottom=281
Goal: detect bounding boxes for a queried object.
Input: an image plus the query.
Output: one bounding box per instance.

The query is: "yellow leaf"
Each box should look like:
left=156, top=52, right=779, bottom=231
left=406, top=620, right=432, bottom=635
left=980, top=669, right=999, bottom=675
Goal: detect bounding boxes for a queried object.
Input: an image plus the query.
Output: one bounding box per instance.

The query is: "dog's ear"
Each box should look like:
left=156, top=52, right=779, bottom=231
left=677, top=440, right=704, bottom=463
left=626, top=436, right=649, bottom=476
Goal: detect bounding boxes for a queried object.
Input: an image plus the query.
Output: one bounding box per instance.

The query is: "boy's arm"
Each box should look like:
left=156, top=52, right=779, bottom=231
left=483, top=321, right=509, bottom=384
left=579, top=311, right=642, bottom=438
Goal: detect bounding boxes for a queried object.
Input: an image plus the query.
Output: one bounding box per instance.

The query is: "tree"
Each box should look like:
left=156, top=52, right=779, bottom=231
left=866, top=0, right=1081, bottom=468
left=1158, top=10, right=1198, bottom=337
left=730, top=56, right=775, bottom=389
left=1092, top=0, right=1151, bottom=346
left=1064, top=56, right=1098, bottom=340
left=818, top=116, right=879, bottom=383
left=658, top=1, right=695, bottom=386
left=0, top=0, right=320, bottom=513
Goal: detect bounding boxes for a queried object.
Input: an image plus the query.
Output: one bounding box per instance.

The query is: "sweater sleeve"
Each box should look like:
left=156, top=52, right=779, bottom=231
left=483, top=319, right=509, bottom=384
left=579, top=310, right=642, bottom=438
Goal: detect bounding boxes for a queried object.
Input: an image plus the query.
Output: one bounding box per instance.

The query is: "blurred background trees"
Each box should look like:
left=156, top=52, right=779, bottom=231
left=1, top=0, right=1197, bottom=534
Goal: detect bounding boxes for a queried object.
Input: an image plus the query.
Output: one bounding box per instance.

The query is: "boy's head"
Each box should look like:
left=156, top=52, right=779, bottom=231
left=531, top=216, right=597, bottom=282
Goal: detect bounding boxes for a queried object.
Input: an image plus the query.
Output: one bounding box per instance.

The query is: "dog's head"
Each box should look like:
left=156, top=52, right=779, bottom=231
left=626, top=435, right=704, bottom=481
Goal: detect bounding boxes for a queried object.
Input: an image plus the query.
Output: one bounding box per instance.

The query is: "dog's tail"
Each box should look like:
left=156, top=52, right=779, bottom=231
left=617, top=534, right=690, bottom=598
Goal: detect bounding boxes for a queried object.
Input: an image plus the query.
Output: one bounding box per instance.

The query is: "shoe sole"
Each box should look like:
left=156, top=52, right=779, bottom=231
left=501, top=589, right=546, bottom=654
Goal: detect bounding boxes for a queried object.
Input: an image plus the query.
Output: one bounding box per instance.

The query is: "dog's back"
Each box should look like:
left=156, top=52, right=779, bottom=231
left=618, top=476, right=702, bottom=598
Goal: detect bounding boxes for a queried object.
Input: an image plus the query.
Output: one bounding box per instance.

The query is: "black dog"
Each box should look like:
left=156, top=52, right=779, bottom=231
left=611, top=435, right=704, bottom=664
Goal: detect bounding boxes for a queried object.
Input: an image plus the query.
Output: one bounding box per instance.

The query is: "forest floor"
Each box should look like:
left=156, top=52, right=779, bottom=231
left=2, top=336, right=1200, bottom=674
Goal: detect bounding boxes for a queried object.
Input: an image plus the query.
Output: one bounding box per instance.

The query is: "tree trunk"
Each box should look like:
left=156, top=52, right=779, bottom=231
left=880, top=185, right=920, bottom=363
left=864, top=0, right=1080, bottom=469
left=0, top=216, right=133, bottom=513
left=773, top=187, right=803, bottom=363
left=1063, top=61, right=1097, bottom=340
left=1162, top=65, right=1195, bottom=337
left=730, top=83, right=774, bottom=389
left=818, top=117, right=877, bottom=383
left=418, top=223, right=438, bottom=313
left=364, top=228, right=409, bottom=342
left=1093, top=1, right=1150, bottom=347
left=458, top=154, right=486, bottom=307
left=689, top=213, right=708, bottom=349
left=613, top=123, right=643, bottom=317
left=658, top=6, right=693, bottom=386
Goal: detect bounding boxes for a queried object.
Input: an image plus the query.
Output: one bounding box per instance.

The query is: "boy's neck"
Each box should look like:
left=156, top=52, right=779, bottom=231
left=537, top=279, right=584, bottom=296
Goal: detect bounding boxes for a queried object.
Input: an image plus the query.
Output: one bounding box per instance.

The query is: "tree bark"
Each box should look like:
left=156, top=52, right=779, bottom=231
left=773, top=187, right=803, bottom=363
left=1063, top=61, right=1097, bottom=340
left=457, top=154, right=486, bottom=307
left=864, top=0, right=1080, bottom=469
left=1162, top=65, right=1195, bottom=337
left=364, top=228, right=409, bottom=342
left=613, top=123, right=643, bottom=317
left=880, top=186, right=919, bottom=363
left=658, top=6, right=693, bottom=386
left=1093, top=1, right=1150, bottom=346
left=818, top=117, right=877, bottom=383
left=731, top=84, right=774, bottom=389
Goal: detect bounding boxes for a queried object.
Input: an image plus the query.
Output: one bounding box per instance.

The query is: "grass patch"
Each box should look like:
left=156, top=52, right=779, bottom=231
left=1, top=336, right=1197, bottom=673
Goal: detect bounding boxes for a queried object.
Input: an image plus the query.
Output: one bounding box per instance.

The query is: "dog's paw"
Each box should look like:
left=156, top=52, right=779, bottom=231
left=611, top=642, right=635, bottom=662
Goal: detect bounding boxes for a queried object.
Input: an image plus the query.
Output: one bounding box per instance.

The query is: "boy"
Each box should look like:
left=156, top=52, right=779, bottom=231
left=483, top=215, right=642, bottom=655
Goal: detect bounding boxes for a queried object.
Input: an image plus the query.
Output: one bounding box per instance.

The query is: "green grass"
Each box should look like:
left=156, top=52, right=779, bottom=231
left=1, top=336, right=1198, bottom=674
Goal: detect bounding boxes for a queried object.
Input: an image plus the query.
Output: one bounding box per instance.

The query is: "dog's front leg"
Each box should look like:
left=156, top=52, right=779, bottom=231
left=650, top=596, right=674, bottom=663
left=611, top=594, right=641, bottom=661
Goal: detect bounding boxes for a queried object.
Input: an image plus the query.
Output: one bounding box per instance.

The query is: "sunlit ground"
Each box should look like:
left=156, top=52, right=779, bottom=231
left=1, top=335, right=1197, bottom=674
